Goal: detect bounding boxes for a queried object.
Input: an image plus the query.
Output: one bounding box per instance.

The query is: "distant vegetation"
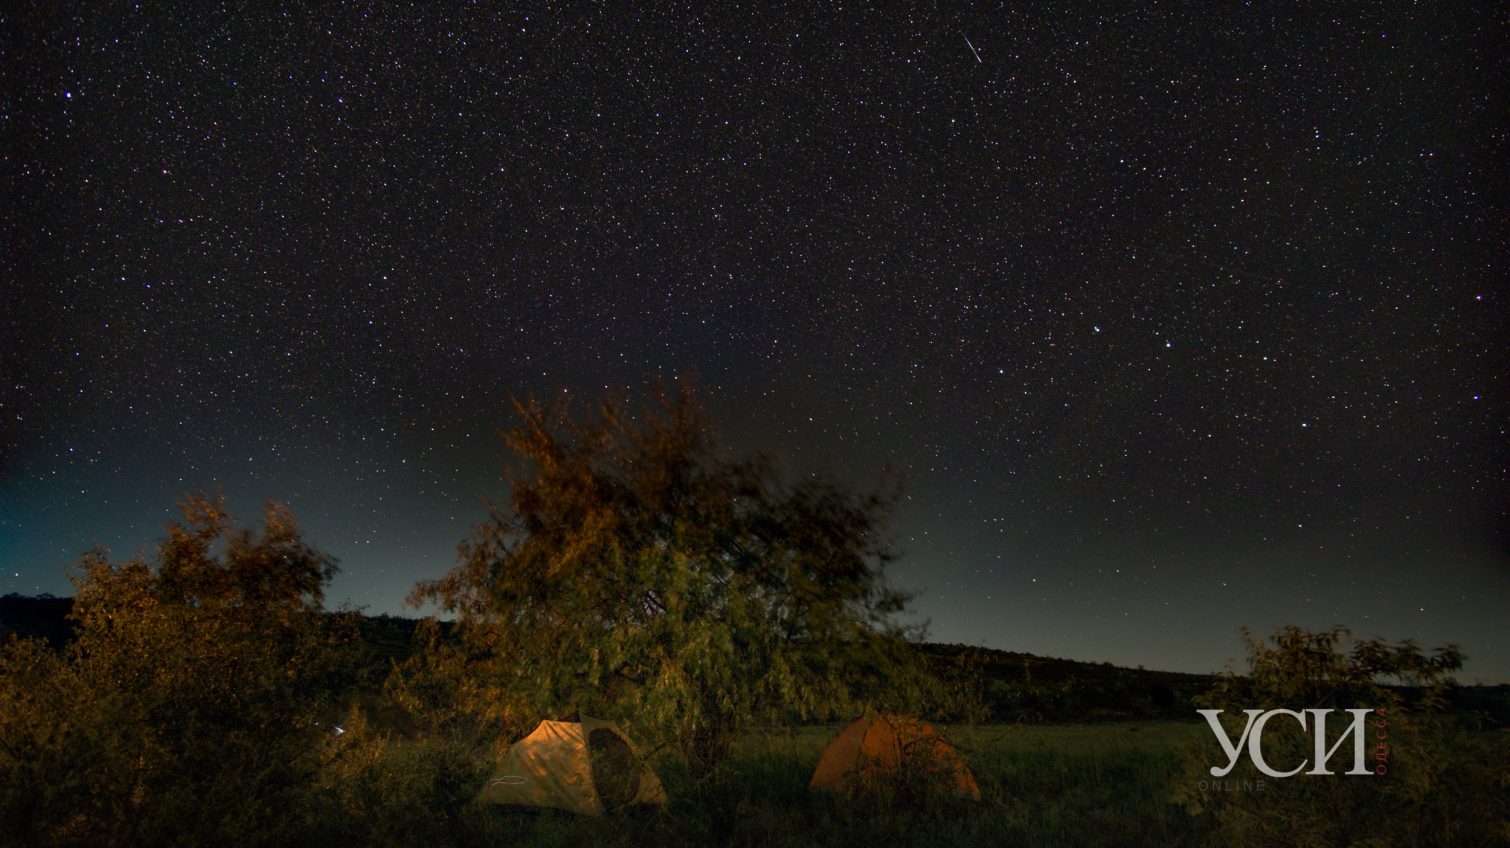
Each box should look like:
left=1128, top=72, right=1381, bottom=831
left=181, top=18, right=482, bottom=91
left=6, top=583, right=1506, bottom=846
left=1, top=593, right=1224, bottom=725
left=7, top=593, right=1507, bottom=729
left=1177, top=626, right=1506, bottom=847
left=2, top=385, right=1505, bottom=845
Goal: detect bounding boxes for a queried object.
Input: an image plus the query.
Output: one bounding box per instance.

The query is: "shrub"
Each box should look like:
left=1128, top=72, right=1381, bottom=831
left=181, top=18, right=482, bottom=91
left=1178, top=626, right=1507, bottom=847
left=0, top=495, right=356, bottom=848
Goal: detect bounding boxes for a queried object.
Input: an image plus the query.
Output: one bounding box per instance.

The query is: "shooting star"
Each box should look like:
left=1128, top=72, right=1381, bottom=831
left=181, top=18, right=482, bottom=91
left=964, top=36, right=982, bottom=63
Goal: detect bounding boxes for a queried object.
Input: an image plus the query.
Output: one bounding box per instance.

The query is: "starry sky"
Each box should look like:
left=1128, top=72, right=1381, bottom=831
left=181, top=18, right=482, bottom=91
left=4, top=4, right=1506, bottom=680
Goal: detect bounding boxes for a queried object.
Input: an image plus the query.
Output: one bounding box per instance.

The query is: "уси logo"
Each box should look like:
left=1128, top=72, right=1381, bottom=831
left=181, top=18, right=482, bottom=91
left=1198, top=707, right=1389, bottom=778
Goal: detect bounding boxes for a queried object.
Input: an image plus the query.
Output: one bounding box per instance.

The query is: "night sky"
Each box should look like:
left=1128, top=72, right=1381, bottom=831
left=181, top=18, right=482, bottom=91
left=4, top=5, right=1505, bottom=680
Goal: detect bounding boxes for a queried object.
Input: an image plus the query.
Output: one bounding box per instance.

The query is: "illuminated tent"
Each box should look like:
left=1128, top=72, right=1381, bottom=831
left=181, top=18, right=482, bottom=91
left=809, top=714, right=981, bottom=800
left=475, top=716, right=668, bottom=815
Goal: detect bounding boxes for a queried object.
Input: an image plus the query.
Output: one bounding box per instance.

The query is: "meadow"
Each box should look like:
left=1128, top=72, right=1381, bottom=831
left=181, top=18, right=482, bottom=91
left=379, top=721, right=1220, bottom=847
left=6, top=595, right=1507, bottom=846
left=354, top=717, right=1506, bottom=848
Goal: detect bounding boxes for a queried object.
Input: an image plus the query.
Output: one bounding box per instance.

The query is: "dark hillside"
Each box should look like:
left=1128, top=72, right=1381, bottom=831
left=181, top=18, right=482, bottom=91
left=920, top=642, right=1219, bottom=722
left=5, top=595, right=1504, bottom=725
left=0, top=594, right=75, bottom=647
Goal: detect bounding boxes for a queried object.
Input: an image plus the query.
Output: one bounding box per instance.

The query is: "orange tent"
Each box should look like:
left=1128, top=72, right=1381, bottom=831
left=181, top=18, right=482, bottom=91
left=809, top=714, right=981, bottom=800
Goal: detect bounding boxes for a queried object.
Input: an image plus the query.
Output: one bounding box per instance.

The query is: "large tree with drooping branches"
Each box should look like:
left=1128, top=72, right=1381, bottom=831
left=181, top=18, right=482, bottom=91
left=408, top=380, right=920, bottom=767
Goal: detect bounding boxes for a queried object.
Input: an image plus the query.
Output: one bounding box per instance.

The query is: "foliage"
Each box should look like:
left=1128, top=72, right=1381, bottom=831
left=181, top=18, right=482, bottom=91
left=0, top=494, right=358, bottom=848
left=1178, top=625, right=1508, bottom=847
left=407, top=382, right=922, bottom=767
left=302, top=719, right=1214, bottom=848
left=313, top=706, right=488, bottom=848
left=470, top=722, right=1216, bottom=848
left=916, top=643, right=1214, bottom=724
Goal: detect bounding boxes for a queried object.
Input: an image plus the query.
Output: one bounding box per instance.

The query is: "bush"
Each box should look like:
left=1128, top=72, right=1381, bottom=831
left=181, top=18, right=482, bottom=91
left=1177, top=626, right=1507, bottom=847
left=313, top=707, right=488, bottom=848
left=0, top=495, right=357, bottom=848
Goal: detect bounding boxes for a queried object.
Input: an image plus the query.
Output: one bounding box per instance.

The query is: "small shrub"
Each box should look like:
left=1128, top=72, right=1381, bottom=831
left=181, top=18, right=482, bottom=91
left=1177, top=626, right=1507, bottom=847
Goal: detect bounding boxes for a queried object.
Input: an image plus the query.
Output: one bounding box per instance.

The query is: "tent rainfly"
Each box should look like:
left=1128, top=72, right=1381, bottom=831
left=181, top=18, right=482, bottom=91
left=809, top=713, right=982, bottom=800
left=476, top=716, right=668, bottom=815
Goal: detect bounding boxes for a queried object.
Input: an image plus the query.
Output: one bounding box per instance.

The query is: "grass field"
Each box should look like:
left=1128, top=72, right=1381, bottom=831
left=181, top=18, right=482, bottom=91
left=458, top=721, right=1217, bottom=847
left=7, top=597, right=1504, bottom=846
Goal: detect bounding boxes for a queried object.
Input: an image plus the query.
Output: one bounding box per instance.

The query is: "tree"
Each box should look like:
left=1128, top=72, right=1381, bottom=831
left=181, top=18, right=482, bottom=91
left=0, top=494, right=356, bottom=848
left=1178, top=626, right=1506, bottom=847
left=407, top=381, right=920, bottom=768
